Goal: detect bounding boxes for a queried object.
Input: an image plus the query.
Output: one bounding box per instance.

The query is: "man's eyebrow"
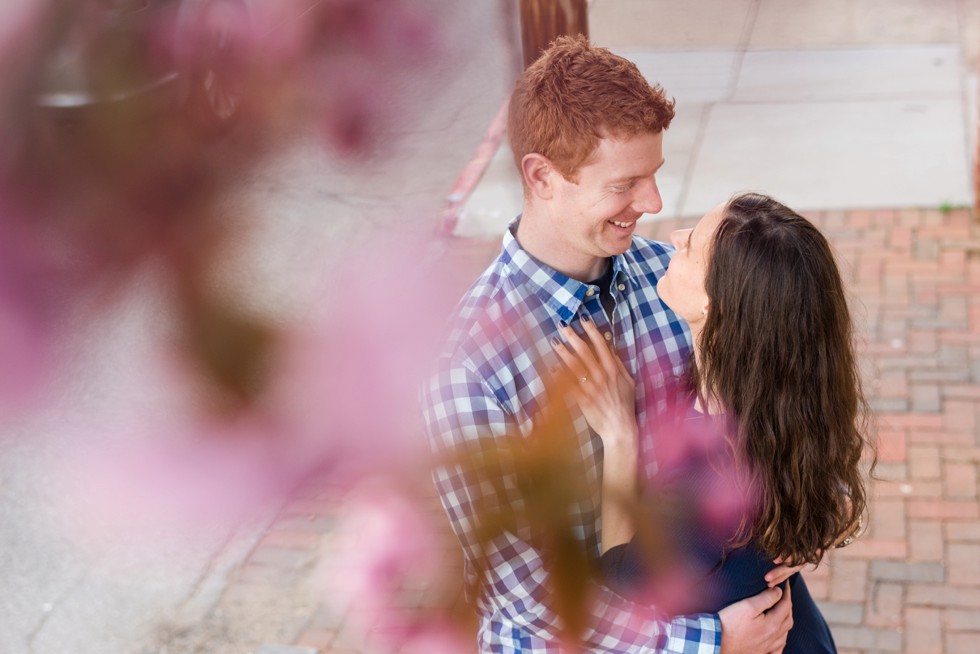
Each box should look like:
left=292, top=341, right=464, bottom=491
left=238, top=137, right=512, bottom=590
left=609, top=160, right=667, bottom=184
left=608, top=174, right=642, bottom=185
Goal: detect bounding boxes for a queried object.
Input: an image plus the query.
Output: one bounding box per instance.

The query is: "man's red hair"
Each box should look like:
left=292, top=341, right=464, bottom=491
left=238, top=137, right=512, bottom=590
left=508, top=35, right=675, bottom=182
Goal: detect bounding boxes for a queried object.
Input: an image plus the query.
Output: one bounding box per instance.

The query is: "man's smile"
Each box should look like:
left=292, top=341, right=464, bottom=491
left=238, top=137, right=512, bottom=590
left=608, top=219, right=638, bottom=234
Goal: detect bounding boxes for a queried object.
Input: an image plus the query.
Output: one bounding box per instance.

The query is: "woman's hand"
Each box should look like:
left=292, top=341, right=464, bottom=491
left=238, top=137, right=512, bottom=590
left=551, top=312, right=640, bottom=553
left=551, top=314, right=638, bottom=449
left=765, top=557, right=809, bottom=587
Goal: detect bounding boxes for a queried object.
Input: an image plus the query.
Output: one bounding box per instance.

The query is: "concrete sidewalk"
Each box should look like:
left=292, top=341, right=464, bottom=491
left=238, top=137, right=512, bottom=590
left=456, top=0, right=978, bottom=236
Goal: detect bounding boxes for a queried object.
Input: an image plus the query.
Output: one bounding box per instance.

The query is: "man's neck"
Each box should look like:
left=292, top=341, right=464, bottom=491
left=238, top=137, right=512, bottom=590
left=515, top=207, right=608, bottom=281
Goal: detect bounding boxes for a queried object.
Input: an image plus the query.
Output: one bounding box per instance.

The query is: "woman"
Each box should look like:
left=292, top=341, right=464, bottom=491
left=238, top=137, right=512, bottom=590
left=552, top=193, right=872, bottom=652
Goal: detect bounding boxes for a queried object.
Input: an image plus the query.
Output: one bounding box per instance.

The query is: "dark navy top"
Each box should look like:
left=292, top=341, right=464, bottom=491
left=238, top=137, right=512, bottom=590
left=600, top=408, right=837, bottom=653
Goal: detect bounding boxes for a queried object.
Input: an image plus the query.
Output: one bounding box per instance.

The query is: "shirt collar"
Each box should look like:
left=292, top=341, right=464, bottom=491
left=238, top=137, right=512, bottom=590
left=500, top=218, right=637, bottom=322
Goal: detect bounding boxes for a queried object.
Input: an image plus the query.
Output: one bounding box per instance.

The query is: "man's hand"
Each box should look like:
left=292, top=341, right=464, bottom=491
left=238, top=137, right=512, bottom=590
left=717, top=584, right=793, bottom=654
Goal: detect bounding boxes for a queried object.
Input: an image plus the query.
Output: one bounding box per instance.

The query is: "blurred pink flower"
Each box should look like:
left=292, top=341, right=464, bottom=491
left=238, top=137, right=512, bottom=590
left=0, top=194, right=57, bottom=415
left=0, top=0, right=48, bottom=169
left=316, top=481, right=449, bottom=650
left=302, top=0, right=442, bottom=155
left=0, top=286, right=50, bottom=416
left=642, top=399, right=754, bottom=539
left=256, top=232, right=459, bottom=480
left=314, top=62, right=382, bottom=154
left=397, top=623, right=472, bottom=654
left=58, top=229, right=461, bottom=538
left=629, top=565, right=708, bottom=618
left=60, top=414, right=292, bottom=543
left=312, top=0, right=439, bottom=61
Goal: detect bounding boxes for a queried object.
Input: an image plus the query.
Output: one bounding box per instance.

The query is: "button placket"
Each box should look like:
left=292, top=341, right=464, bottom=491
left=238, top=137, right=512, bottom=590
left=580, top=291, right=611, bottom=341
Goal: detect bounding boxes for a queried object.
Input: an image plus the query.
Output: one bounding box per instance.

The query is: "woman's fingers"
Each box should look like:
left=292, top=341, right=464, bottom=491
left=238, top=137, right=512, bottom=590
left=611, top=348, right=634, bottom=386
left=551, top=336, right=603, bottom=399
left=577, top=315, right=619, bottom=375
left=551, top=336, right=589, bottom=381
left=550, top=340, right=597, bottom=413
left=579, top=314, right=635, bottom=387
left=765, top=561, right=807, bottom=587
left=555, top=322, right=605, bottom=384
left=552, top=314, right=636, bottom=393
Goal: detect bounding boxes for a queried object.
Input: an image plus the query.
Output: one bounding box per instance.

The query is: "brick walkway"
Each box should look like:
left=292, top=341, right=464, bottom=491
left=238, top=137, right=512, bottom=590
left=191, top=207, right=980, bottom=654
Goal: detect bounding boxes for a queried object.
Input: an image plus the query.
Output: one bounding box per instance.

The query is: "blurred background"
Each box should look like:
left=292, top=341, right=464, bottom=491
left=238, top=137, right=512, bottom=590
left=457, top=0, right=978, bottom=235
left=1, top=1, right=978, bottom=653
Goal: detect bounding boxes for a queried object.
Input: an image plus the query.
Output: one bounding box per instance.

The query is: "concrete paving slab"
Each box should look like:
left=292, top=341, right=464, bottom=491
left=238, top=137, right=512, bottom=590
left=255, top=647, right=318, bottom=654
left=963, top=0, right=980, bottom=66
left=749, top=0, right=960, bottom=48
left=454, top=42, right=976, bottom=238
left=622, top=49, right=739, bottom=103
left=683, top=99, right=972, bottom=215
left=969, top=73, right=979, bottom=165
left=734, top=46, right=962, bottom=102
left=456, top=142, right=523, bottom=238
left=590, top=0, right=755, bottom=48
left=657, top=102, right=708, bottom=219
left=29, top=575, right=184, bottom=654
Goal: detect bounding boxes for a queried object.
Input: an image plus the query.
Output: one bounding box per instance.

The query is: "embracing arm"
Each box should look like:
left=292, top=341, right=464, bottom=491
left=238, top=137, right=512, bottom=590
left=599, top=431, right=639, bottom=554
left=550, top=319, right=794, bottom=654
left=421, top=358, right=722, bottom=653
left=552, top=316, right=640, bottom=555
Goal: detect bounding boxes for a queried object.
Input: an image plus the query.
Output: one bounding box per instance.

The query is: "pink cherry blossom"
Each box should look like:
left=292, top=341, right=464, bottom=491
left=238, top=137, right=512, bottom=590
left=316, top=480, right=453, bottom=651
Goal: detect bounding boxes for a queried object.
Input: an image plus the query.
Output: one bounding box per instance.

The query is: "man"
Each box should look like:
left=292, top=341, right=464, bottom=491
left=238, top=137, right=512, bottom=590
left=422, top=36, right=793, bottom=653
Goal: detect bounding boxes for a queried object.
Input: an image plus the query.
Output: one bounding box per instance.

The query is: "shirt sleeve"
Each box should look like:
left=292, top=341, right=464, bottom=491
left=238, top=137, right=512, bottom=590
left=421, top=359, right=722, bottom=654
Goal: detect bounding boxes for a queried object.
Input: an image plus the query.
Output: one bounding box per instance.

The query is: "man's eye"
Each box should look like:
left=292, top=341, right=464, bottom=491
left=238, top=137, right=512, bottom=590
left=612, top=182, right=635, bottom=193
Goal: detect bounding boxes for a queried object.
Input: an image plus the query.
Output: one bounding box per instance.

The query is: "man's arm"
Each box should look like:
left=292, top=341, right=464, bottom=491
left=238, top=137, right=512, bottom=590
left=422, top=360, right=722, bottom=653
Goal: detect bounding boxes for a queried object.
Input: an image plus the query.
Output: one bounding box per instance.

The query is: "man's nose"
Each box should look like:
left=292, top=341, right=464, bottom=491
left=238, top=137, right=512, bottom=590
left=632, top=177, right=663, bottom=215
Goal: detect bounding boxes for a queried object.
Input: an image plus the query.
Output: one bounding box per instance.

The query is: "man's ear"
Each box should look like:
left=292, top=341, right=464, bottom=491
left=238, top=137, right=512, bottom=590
left=521, top=153, right=555, bottom=200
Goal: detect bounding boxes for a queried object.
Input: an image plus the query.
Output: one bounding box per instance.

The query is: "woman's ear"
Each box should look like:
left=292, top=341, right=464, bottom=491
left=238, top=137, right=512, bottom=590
left=521, top=153, right=554, bottom=200
left=701, top=301, right=709, bottom=317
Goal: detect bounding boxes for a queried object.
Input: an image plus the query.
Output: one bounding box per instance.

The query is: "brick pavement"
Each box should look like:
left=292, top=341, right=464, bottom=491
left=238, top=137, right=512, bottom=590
left=641, top=207, right=980, bottom=654
left=196, top=207, right=980, bottom=654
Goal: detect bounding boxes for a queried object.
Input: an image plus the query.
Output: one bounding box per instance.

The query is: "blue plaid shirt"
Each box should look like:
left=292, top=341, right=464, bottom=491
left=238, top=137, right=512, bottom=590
left=422, top=221, right=722, bottom=653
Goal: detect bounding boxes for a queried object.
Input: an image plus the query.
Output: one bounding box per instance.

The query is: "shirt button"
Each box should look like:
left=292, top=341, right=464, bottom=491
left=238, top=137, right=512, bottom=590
left=586, top=288, right=596, bottom=297
left=617, top=283, right=626, bottom=291
left=603, top=332, right=612, bottom=341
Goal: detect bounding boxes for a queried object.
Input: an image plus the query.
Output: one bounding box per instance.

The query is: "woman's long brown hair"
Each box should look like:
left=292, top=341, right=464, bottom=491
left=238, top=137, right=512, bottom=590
left=690, top=193, right=875, bottom=565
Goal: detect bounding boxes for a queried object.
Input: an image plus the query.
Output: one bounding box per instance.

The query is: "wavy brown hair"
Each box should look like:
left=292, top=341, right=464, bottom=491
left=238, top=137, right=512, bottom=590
left=690, top=193, right=874, bottom=565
